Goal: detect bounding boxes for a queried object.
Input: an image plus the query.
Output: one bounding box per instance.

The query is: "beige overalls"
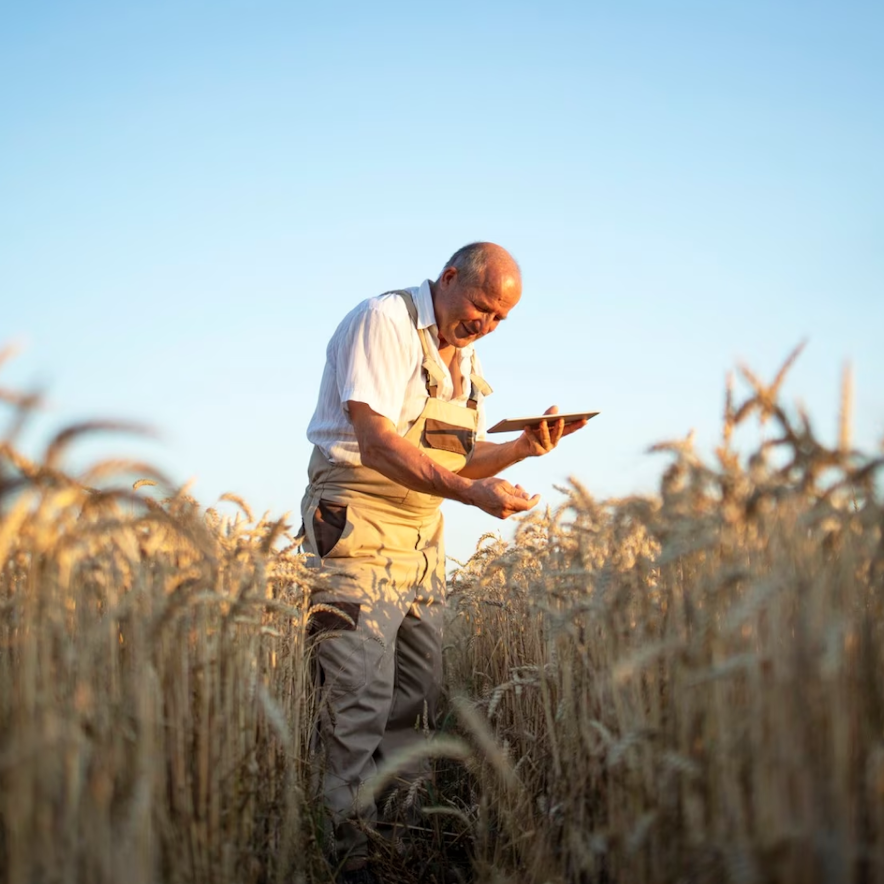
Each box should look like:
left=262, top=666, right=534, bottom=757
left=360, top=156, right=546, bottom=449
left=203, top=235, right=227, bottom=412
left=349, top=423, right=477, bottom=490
left=300, top=289, right=490, bottom=863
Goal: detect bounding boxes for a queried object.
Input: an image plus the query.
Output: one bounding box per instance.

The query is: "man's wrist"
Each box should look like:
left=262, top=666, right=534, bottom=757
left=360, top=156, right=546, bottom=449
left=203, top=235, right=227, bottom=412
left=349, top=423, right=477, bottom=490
left=450, top=473, right=476, bottom=505
left=512, top=435, right=533, bottom=462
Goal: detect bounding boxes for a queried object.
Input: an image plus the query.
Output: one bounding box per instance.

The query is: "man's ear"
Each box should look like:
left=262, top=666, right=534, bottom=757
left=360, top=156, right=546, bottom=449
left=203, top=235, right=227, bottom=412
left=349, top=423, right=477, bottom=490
left=439, top=266, right=458, bottom=289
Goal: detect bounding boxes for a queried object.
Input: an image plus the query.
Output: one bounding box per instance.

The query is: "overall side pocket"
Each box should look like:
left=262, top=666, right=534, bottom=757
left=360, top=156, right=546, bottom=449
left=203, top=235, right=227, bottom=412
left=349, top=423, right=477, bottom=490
left=312, top=499, right=348, bottom=558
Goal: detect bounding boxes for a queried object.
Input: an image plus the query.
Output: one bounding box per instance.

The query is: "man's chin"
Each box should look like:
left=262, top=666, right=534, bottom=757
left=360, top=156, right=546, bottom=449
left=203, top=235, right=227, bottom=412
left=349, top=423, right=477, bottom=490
left=452, top=329, right=480, bottom=347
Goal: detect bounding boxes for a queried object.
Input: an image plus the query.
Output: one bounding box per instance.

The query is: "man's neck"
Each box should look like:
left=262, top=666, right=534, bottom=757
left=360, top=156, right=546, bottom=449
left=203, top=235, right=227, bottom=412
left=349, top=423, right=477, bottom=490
left=427, top=279, right=448, bottom=347
left=428, top=279, right=439, bottom=330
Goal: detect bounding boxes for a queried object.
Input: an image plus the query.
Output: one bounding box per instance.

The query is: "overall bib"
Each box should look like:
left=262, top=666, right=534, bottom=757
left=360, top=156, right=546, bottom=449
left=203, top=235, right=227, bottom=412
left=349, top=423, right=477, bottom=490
left=300, top=290, right=490, bottom=862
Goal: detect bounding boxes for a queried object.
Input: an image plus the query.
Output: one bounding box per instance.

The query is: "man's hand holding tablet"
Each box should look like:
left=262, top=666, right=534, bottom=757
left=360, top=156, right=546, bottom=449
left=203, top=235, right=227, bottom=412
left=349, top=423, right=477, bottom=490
left=487, top=406, right=598, bottom=457
left=488, top=409, right=599, bottom=434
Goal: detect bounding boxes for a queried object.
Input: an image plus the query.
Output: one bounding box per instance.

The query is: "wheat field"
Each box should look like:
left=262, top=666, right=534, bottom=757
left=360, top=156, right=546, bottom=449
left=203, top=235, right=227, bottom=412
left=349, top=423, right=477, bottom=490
left=1, top=344, right=882, bottom=884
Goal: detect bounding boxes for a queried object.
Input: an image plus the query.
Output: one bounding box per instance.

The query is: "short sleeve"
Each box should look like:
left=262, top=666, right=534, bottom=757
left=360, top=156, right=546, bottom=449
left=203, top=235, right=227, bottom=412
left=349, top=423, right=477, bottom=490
left=334, top=302, right=416, bottom=426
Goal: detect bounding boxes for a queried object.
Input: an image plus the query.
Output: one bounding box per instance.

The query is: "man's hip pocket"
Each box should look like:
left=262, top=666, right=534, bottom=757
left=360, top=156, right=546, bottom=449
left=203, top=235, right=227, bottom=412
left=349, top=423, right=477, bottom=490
left=312, top=499, right=349, bottom=558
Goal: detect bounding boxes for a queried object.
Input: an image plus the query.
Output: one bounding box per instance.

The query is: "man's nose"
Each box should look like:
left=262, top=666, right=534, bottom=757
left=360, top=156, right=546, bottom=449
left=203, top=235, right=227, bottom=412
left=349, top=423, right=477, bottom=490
left=474, top=315, right=496, bottom=336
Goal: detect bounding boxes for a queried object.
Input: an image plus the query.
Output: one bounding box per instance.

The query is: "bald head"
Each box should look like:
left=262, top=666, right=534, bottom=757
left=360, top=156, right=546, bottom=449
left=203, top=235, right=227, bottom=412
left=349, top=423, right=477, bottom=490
left=438, top=242, right=522, bottom=295
left=431, top=242, right=522, bottom=348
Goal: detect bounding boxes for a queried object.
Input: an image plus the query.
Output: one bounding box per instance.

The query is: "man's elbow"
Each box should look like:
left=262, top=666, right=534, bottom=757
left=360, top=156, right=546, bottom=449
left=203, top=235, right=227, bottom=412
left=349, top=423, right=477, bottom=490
left=347, top=402, right=395, bottom=471
left=358, top=439, right=380, bottom=470
left=355, top=430, right=388, bottom=471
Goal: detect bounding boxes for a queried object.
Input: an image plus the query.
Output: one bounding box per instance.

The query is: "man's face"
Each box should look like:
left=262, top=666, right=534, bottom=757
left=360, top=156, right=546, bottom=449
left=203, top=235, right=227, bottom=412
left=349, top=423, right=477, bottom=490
left=434, top=268, right=522, bottom=348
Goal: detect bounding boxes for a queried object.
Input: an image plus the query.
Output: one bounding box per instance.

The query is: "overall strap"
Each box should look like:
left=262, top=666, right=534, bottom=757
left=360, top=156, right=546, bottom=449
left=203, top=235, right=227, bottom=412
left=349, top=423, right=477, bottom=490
left=384, top=289, right=493, bottom=406
left=384, top=290, right=443, bottom=398
left=467, top=351, right=493, bottom=410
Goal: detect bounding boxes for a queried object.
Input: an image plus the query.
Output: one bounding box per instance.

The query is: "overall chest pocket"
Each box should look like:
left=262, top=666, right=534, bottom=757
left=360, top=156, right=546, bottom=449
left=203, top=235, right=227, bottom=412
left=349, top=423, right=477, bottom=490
left=422, top=419, right=474, bottom=457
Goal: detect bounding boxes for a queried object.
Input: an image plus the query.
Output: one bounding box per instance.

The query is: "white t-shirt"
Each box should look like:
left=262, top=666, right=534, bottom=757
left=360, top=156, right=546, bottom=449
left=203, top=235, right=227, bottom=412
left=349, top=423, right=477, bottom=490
left=307, top=279, right=488, bottom=465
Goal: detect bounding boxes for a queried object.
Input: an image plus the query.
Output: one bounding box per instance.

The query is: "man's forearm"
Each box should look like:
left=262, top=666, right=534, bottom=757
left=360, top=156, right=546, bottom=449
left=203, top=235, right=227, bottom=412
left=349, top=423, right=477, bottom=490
left=457, top=439, right=528, bottom=479
left=360, top=427, right=475, bottom=503
left=348, top=401, right=539, bottom=519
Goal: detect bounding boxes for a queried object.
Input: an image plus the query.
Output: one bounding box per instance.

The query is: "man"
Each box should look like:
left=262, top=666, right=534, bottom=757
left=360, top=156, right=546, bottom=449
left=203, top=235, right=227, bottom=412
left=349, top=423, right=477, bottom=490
left=300, top=242, right=586, bottom=882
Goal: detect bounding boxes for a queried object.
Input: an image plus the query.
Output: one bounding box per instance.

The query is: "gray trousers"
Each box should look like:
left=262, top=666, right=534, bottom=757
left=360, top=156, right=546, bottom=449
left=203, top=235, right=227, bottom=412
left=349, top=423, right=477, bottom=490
left=303, top=488, right=446, bottom=864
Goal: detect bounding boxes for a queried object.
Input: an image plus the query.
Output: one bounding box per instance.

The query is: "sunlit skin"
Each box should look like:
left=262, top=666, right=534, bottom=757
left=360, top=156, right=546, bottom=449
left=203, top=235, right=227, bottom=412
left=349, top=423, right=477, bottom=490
left=430, top=269, right=521, bottom=348
left=349, top=243, right=589, bottom=519
left=429, top=242, right=522, bottom=349
left=429, top=245, right=587, bottom=469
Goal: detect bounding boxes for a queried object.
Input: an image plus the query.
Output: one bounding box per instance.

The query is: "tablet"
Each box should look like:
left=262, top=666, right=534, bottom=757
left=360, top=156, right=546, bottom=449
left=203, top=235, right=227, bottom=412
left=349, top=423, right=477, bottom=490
left=487, top=411, right=599, bottom=434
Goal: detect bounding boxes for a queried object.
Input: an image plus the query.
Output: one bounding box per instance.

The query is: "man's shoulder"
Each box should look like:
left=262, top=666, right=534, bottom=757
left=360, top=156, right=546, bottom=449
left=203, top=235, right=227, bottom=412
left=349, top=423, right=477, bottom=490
left=337, top=290, right=415, bottom=330
left=328, top=290, right=418, bottom=354
left=365, top=289, right=417, bottom=319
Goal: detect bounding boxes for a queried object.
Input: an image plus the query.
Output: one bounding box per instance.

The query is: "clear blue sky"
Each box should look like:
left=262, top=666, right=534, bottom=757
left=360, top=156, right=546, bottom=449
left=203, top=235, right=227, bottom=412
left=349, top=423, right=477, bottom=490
left=2, top=0, right=882, bottom=561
